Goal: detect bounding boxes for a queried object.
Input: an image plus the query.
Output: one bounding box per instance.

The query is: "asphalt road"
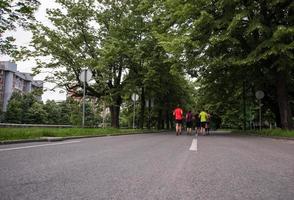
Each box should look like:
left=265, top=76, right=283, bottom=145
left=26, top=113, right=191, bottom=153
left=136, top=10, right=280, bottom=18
left=0, top=131, right=293, bottom=200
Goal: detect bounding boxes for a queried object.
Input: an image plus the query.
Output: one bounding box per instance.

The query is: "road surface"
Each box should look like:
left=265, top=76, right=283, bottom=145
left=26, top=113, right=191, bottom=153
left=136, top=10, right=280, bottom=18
left=0, top=131, right=293, bottom=200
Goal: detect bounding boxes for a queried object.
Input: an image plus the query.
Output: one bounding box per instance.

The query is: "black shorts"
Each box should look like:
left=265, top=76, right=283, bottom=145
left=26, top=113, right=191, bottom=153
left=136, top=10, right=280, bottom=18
left=201, top=122, right=207, bottom=128
left=196, top=121, right=201, bottom=128
left=176, top=119, right=183, bottom=124
left=186, top=121, right=192, bottom=128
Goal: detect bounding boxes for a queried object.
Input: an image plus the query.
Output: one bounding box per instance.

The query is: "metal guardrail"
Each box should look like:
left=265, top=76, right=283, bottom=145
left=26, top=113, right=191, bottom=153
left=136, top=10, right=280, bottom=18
left=0, top=123, right=73, bottom=128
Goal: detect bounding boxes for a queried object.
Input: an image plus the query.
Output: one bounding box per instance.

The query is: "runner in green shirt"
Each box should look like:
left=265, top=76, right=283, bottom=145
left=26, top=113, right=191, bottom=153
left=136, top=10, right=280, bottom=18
left=199, top=111, right=208, bottom=135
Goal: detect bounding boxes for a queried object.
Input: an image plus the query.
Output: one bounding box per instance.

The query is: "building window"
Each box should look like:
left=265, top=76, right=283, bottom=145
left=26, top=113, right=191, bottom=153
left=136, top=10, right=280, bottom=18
left=15, top=77, right=24, bottom=91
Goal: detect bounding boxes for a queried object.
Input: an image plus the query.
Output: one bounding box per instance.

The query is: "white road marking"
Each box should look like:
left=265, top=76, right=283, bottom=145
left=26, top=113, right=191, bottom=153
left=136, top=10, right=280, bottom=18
left=0, top=141, right=80, bottom=152
left=189, top=137, right=198, bottom=151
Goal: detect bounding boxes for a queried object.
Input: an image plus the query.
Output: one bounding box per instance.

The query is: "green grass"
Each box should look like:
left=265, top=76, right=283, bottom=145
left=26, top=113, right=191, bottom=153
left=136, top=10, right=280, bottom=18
left=0, top=127, right=145, bottom=141
left=216, top=128, right=238, bottom=131
left=257, top=129, right=294, bottom=138
left=232, top=128, right=294, bottom=138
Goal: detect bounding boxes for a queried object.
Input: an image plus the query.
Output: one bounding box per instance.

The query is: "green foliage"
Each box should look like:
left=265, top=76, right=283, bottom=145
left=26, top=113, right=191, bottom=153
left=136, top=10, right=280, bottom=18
left=154, top=0, right=294, bottom=129
left=21, top=92, right=39, bottom=123
left=84, top=102, right=97, bottom=126
left=5, top=98, right=22, bottom=123
left=5, top=0, right=292, bottom=129
left=0, top=0, right=40, bottom=55
left=259, top=128, right=294, bottom=138
left=69, top=100, right=82, bottom=126
left=43, top=100, right=61, bottom=124
left=24, top=0, right=197, bottom=129
left=4, top=92, right=101, bottom=126
left=58, top=100, right=72, bottom=125
left=26, top=102, right=47, bottom=124
left=5, top=92, right=38, bottom=123
left=66, top=99, right=99, bottom=127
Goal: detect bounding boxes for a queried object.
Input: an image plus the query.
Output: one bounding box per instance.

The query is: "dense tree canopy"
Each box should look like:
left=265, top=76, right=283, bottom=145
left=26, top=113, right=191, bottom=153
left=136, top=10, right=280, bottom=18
left=26, top=0, right=192, bottom=128
left=154, top=0, right=294, bottom=129
left=12, top=0, right=293, bottom=129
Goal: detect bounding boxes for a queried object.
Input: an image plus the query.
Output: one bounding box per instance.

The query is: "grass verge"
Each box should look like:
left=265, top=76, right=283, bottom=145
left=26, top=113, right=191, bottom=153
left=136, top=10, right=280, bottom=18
left=232, top=128, right=294, bottom=138
left=257, top=129, right=294, bottom=138
left=0, top=127, right=145, bottom=141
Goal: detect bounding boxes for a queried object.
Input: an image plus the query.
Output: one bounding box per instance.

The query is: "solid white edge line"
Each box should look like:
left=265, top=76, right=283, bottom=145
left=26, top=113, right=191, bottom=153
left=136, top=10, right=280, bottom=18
left=0, top=141, right=81, bottom=152
left=189, top=137, right=197, bottom=151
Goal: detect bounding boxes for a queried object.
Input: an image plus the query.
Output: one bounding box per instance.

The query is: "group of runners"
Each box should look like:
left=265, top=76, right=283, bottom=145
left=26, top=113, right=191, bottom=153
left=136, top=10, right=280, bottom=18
left=173, top=105, right=210, bottom=136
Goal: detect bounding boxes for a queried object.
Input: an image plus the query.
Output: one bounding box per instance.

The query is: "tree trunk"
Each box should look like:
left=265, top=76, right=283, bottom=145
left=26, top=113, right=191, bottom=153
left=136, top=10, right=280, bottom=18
left=270, top=101, right=282, bottom=128
left=274, top=107, right=282, bottom=128
left=139, top=87, right=145, bottom=129
left=157, top=109, right=163, bottom=130
left=242, top=80, right=246, bottom=131
left=147, top=98, right=151, bottom=129
left=109, top=105, right=120, bottom=128
left=109, top=96, right=122, bottom=128
left=276, top=70, right=293, bottom=129
left=165, top=109, right=171, bottom=129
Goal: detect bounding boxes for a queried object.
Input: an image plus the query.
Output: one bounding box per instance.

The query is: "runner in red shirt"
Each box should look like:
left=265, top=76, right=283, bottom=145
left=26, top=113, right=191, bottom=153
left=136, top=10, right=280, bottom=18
left=173, top=105, right=183, bottom=136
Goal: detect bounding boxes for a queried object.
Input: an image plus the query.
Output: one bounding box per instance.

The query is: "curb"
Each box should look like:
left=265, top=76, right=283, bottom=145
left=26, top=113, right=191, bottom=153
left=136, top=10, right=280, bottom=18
left=0, top=138, right=48, bottom=145
left=0, top=130, right=169, bottom=145
left=40, top=137, right=64, bottom=142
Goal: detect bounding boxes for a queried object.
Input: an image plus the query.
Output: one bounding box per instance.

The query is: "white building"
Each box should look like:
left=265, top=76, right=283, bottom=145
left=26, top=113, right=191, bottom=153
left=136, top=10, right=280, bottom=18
left=0, top=61, right=43, bottom=111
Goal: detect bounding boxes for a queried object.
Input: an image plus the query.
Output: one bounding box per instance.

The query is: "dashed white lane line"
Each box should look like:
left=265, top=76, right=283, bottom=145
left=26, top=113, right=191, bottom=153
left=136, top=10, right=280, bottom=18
left=0, top=141, right=80, bottom=152
left=189, top=137, right=198, bottom=151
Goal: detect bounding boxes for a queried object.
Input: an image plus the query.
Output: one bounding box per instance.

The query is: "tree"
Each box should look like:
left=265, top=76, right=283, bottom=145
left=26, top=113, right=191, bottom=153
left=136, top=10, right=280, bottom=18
left=26, top=102, right=47, bottom=124
left=155, top=0, right=293, bottom=129
left=27, top=0, right=132, bottom=128
left=5, top=91, right=40, bottom=123
left=58, top=100, right=72, bottom=125
left=5, top=92, right=22, bottom=123
left=43, top=100, right=61, bottom=124
left=69, top=101, right=82, bottom=126
left=114, top=0, right=195, bottom=129
left=0, top=0, right=40, bottom=55
left=21, top=92, right=38, bottom=123
left=26, top=0, right=197, bottom=128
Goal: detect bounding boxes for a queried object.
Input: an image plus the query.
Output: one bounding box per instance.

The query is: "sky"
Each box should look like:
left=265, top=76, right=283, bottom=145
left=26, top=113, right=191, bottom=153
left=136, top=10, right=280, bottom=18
left=0, top=0, right=66, bottom=102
